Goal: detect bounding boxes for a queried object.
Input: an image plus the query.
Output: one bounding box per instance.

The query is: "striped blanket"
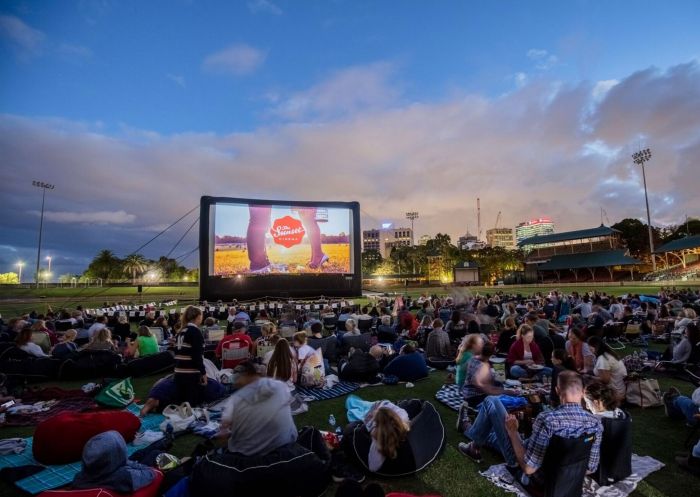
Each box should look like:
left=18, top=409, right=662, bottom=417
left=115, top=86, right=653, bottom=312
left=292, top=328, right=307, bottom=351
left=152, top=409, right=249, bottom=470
left=435, top=384, right=463, bottom=412
left=295, top=381, right=360, bottom=401
left=0, top=404, right=164, bottom=495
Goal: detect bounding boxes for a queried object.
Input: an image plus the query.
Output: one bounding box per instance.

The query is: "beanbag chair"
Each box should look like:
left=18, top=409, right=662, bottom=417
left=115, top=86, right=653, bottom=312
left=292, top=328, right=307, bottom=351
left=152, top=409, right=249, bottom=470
left=191, top=442, right=330, bottom=497
left=338, top=351, right=380, bottom=383
left=119, top=351, right=174, bottom=378
left=147, top=375, right=226, bottom=408
left=33, top=411, right=141, bottom=465
left=0, top=345, right=61, bottom=381
left=57, top=350, right=122, bottom=380
left=37, top=470, right=163, bottom=497
left=342, top=400, right=445, bottom=477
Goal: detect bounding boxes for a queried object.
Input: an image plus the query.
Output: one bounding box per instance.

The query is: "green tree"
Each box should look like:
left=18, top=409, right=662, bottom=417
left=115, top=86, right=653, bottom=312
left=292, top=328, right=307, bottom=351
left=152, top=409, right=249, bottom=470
left=0, top=272, right=19, bottom=284
left=361, top=249, right=382, bottom=275
left=611, top=218, right=661, bottom=258
left=661, top=218, right=700, bottom=243
left=122, top=254, right=149, bottom=284
left=85, top=249, right=121, bottom=281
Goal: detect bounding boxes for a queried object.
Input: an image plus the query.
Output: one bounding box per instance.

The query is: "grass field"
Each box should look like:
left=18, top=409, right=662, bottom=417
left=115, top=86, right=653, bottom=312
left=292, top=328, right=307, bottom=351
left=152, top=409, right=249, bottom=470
left=1, top=342, right=698, bottom=497
left=214, top=243, right=351, bottom=274
left=2, top=283, right=699, bottom=318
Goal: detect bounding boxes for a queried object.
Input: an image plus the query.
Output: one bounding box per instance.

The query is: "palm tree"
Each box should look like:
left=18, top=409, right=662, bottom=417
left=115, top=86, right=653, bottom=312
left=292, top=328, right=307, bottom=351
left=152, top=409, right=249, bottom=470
left=122, top=254, right=148, bottom=285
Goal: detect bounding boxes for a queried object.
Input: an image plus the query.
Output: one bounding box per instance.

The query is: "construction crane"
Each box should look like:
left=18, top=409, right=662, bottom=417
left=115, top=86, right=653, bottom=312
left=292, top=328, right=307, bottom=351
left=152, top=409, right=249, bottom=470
left=494, top=211, right=502, bottom=229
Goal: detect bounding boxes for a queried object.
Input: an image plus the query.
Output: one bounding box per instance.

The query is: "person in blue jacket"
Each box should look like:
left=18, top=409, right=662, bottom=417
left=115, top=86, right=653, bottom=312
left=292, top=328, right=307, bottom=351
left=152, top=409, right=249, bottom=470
left=383, top=343, right=429, bottom=382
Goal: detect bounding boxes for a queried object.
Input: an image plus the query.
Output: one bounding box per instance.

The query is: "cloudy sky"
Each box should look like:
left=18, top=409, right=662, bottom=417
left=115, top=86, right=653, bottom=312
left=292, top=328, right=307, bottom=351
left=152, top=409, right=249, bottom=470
left=1, top=0, right=699, bottom=277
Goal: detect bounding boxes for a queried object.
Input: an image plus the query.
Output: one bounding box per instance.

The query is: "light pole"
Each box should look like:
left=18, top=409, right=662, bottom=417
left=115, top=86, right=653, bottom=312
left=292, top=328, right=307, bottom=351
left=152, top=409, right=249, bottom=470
left=32, top=181, right=55, bottom=288
left=46, top=256, right=52, bottom=274
left=405, top=211, right=419, bottom=246
left=17, top=261, right=24, bottom=284
left=631, top=148, right=656, bottom=271
left=405, top=211, right=419, bottom=275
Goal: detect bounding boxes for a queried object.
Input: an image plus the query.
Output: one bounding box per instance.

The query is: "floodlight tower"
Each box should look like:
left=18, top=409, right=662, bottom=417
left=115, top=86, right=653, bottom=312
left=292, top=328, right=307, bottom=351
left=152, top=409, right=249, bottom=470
left=631, top=148, right=656, bottom=271
left=405, top=212, right=419, bottom=246
left=32, top=180, right=55, bottom=287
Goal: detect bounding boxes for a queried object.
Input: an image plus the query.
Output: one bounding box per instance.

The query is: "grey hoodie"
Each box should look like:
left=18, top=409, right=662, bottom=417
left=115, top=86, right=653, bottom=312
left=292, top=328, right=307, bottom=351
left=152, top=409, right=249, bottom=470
left=222, top=377, right=297, bottom=456
left=72, top=431, right=154, bottom=493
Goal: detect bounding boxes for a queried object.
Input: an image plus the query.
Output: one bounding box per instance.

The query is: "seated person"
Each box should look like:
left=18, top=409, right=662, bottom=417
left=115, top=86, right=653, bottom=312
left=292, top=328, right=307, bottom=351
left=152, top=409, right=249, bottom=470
left=51, top=329, right=78, bottom=359
left=663, top=385, right=700, bottom=426
left=338, top=346, right=381, bottom=383
left=15, top=326, right=49, bottom=357
left=351, top=400, right=411, bottom=473
left=266, top=338, right=298, bottom=391
left=566, top=327, right=595, bottom=374
left=445, top=311, right=467, bottom=343
left=383, top=343, right=429, bottom=382
left=139, top=373, right=226, bottom=416
left=83, top=327, right=119, bottom=353
left=344, top=319, right=361, bottom=337
left=455, top=334, right=483, bottom=388
left=86, top=316, right=108, bottom=340
left=293, top=331, right=317, bottom=367
left=215, top=322, right=254, bottom=369
left=376, top=316, right=398, bottom=343
left=459, top=341, right=506, bottom=415
left=583, top=381, right=625, bottom=419
left=30, top=320, right=57, bottom=347
left=113, top=314, right=133, bottom=343
left=550, top=348, right=577, bottom=406
left=125, top=326, right=160, bottom=358
left=506, top=325, right=552, bottom=380
left=425, top=319, right=453, bottom=367
left=496, top=317, right=518, bottom=355
left=72, top=431, right=154, bottom=493
left=458, top=371, right=603, bottom=482
left=587, top=336, right=627, bottom=403
left=664, top=322, right=699, bottom=364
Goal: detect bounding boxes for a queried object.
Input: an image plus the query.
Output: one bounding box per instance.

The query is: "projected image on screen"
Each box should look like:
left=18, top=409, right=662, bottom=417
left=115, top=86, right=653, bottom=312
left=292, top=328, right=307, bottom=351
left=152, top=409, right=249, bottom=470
left=213, top=203, right=352, bottom=275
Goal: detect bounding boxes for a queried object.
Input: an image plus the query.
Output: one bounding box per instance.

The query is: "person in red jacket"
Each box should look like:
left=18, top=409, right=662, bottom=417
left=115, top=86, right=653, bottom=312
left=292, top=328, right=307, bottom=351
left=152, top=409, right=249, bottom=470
left=506, top=325, right=552, bottom=380
left=216, top=322, right=254, bottom=369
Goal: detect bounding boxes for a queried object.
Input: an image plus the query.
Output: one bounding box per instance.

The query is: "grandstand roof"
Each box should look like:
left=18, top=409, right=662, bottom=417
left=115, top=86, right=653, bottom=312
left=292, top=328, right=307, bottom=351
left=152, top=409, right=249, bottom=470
left=518, top=225, right=620, bottom=247
left=654, top=235, right=700, bottom=253
left=537, top=249, right=640, bottom=271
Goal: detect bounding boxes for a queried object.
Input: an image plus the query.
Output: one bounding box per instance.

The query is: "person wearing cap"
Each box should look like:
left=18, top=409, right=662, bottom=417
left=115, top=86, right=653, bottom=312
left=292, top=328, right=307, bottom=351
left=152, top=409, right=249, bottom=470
left=52, top=329, right=79, bottom=360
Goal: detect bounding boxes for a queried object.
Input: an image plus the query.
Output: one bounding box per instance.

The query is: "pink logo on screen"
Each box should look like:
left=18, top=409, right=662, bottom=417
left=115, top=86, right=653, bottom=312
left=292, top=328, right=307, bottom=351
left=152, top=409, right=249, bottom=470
left=269, top=216, right=306, bottom=248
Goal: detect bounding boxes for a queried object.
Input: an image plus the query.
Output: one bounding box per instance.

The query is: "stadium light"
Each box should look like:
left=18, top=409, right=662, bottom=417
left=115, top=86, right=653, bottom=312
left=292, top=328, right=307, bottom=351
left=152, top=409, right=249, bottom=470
left=405, top=212, right=419, bottom=247
left=16, top=261, right=24, bottom=283
left=32, top=180, right=55, bottom=288
left=46, top=255, right=52, bottom=274
left=631, top=148, right=656, bottom=271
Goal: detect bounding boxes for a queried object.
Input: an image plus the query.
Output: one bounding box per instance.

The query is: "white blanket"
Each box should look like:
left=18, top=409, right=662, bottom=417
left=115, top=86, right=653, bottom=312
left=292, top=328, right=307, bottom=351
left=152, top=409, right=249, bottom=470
left=480, top=454, right=664, bottom=497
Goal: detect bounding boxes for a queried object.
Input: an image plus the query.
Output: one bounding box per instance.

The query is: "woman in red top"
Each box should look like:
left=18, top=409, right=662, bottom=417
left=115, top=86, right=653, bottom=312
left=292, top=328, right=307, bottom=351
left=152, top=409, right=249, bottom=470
left=506, top=325, right=552, bottom=379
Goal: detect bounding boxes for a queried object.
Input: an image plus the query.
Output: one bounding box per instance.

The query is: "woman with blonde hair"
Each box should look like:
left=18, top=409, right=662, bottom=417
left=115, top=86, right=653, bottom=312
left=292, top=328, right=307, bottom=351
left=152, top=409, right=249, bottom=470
left=113, top=313, right=132, bottom=342
left=84, top=327, right=118, bottom=352
left=363, top=401, right=411, bottom=472
left=52, top=329, right=78, bottom=359
left=455, top=334, right=484, bottom=387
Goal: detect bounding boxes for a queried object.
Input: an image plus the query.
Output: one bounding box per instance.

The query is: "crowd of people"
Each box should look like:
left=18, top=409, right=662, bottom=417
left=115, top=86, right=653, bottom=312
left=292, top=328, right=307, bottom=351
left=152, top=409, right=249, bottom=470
left=0, top=286, right=699, bottom=496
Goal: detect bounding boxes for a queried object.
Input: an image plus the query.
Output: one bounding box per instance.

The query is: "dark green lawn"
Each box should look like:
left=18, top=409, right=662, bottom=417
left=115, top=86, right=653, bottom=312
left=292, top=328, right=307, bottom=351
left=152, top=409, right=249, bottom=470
left=1, top=348, right=699, bottom=497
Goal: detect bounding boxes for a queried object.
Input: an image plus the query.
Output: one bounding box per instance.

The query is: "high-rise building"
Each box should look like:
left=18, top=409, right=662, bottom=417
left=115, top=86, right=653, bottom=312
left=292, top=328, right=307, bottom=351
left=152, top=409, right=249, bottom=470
left=362, top=224, right=413, bottom=258
left=515, top=217, right=555, bottom=244
left=486, top=227, right=516, bottom=249
left=418, top=234, right=431, bottom=246
left=458, top=232, right=486, bottom=251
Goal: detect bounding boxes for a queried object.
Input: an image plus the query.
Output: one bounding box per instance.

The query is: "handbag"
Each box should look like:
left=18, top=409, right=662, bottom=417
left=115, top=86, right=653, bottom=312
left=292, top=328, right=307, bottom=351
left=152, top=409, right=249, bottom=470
left=625, top=376, right=662, bottom=407
left=95, top=377, right=135, bottom=408
left=159, top=402, right=209, bottom=433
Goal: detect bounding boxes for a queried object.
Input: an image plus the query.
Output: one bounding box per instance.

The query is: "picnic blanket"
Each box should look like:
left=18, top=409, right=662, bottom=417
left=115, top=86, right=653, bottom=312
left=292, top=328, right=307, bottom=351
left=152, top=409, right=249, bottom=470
left=295, top=381, right=360, bottom=401
left=480, top=454, right=664, bottom=497
left=0, top=404, right=164, bottom=495
left=435, top=384, right=462, bottom=411
left=3, top=397, right=99, bottom=427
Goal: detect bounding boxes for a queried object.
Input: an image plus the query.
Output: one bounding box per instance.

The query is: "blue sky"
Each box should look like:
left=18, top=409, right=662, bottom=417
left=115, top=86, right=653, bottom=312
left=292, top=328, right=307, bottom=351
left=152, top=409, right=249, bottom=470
left=1, top=0, right=699, bottom=277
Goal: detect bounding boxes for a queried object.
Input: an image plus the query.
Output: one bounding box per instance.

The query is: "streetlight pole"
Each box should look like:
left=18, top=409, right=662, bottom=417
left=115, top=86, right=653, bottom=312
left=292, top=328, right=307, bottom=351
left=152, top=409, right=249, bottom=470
left=32, top=181, right=55, bottom=288
left=46, top=256, right=52, bottom=274
left=17, top=262, right=24, bottom=284
left=631, top=149, right=656, bottom=271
